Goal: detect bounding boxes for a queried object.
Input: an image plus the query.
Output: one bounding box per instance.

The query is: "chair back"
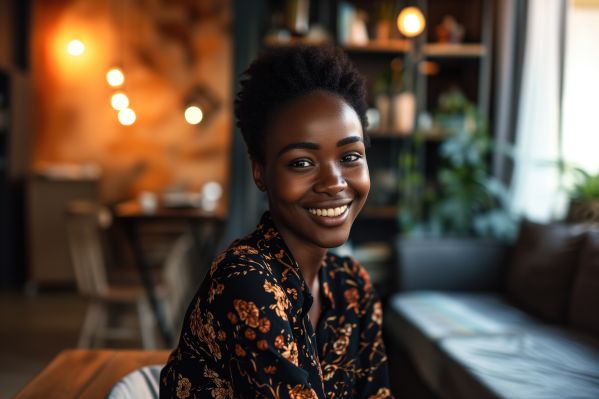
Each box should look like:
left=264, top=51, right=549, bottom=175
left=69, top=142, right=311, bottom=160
left=161, top=232, right=193, bottom=336
left=65, top=200, right=113, bottom=298
left=106, top=364, right=162, bottom=399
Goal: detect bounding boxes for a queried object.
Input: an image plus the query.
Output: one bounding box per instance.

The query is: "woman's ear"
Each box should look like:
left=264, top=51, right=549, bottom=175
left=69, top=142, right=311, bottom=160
left=251, top=159, right=267, bottom=192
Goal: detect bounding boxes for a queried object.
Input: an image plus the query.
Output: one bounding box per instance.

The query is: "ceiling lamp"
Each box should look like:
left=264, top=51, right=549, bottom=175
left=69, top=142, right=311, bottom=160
left=397, top=7, right=426, bottom=38
left=66, top=39, right=85, bottom=56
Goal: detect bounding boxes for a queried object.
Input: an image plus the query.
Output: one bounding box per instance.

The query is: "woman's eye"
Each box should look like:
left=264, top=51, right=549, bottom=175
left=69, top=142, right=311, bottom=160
left=341, top=153, right=362, bottom=163
left=289, top=159, right=312, bottom=169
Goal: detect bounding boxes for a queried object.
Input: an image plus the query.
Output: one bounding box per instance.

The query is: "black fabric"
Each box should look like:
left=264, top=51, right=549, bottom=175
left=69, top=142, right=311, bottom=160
left=160, top=212, right=393, bottom=399
left=570, top=230, right=599, bottom=335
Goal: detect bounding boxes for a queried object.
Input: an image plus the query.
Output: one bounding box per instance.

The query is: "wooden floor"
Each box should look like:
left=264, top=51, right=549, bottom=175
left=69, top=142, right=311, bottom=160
left=0, top=290, right=145, bottom=399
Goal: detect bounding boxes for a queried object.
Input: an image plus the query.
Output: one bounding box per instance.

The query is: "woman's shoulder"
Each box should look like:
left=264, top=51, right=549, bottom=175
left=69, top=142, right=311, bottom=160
left=207, top=234, right=271, bottom=279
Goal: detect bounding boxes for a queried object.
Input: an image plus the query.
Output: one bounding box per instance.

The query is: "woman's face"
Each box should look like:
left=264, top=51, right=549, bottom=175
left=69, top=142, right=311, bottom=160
left=252, top=90, right=370, bottom=249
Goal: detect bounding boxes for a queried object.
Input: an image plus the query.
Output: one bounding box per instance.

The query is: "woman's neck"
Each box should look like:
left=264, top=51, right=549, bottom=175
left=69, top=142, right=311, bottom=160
left=272, top=222, right=326, bottom=287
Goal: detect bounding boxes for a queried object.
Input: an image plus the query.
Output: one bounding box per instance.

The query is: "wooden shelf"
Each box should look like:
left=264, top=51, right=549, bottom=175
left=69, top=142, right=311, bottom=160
left=344, top=40, right=411, bottom=54
left=264, top=39, right=486, bottom=59
left=424, top=43, right=486, bottom=58
left=359, top=205, right=398, bottom=219
left=344, top=42, right=486, bottom=58
left=367, top=129, right=448, bottom=141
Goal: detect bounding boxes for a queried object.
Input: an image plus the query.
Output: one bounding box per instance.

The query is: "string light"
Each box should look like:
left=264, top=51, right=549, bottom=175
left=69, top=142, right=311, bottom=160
left=397, top=7, right=426, bottom=38
left=111, top=92, right=129, bottom=110
left=184, top=105, right=204, bottom=125
left=66, top=39, right=85, bottom=56
left=118, top=108, right=136, bottom=126
left=106, top=68, right=125, bottom=87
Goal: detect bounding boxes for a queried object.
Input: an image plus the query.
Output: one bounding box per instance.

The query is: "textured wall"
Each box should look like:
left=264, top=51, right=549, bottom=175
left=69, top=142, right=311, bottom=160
left=31, top=0, right=232, bottom=208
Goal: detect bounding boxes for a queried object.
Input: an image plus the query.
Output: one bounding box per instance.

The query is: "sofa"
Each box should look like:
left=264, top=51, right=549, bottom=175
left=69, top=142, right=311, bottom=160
left=383, top=220, right=599, bottom=399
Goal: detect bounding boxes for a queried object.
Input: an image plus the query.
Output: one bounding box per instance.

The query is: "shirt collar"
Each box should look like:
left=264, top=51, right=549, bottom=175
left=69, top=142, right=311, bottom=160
left=256, top=211, right=314, bottom=315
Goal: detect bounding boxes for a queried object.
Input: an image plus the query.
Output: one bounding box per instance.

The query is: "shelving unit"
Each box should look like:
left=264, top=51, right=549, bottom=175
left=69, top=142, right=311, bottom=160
left=260, top=0, right=495, bottom=296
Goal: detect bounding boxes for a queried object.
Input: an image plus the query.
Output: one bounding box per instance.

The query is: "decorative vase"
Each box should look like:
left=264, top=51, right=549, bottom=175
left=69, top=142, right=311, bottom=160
left=392, top=92, right=416, bottom=135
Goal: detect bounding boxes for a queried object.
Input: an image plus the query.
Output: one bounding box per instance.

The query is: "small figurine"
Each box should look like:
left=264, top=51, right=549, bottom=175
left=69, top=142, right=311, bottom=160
left=435, top=15, right=465, bottom=43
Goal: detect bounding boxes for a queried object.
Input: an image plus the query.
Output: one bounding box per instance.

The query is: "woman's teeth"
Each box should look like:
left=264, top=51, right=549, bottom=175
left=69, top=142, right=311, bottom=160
left=308, top=205, right=348, bottom=217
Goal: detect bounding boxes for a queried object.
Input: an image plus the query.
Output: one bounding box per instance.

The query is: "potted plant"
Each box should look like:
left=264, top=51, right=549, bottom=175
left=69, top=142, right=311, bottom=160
left=395, top=92, right=516, bottom=291
left=566, top=168, right=599, bottom=223
left=399, top=90, right=515, bottom=240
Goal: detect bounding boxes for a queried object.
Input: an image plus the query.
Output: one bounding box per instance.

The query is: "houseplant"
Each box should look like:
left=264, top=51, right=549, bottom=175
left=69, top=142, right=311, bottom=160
left=398, top=90, right=516, bottom=240
left=566, top=168, right=599, bottom=223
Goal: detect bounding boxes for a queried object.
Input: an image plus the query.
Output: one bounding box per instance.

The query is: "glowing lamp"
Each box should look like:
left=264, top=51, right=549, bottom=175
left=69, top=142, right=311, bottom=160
left=397, top=7, right=426, bottom=38
left=111, top=92, right=129, bottom=110
left=118, top=108, right=136, bottom=126
left=106, top=68, right=125, bottom=87
left=66, top=39, right=85, bottom=56
left=184, top=105, right=204, bottom=125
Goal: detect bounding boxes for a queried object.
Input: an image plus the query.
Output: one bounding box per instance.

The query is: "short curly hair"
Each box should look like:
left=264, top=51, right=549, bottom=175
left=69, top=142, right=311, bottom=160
left=234, top=45, right=368, bottom=163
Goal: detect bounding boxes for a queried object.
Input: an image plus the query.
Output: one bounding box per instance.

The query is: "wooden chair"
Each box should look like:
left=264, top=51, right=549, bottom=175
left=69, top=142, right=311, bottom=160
left=65, top=201, right=159, bottom=349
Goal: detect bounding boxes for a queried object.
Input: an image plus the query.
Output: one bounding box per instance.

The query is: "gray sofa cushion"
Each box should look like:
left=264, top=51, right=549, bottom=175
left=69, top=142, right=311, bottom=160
left=441, top=329, right=599, bottom=399
left=387, top=291, right=599, bottom=399
left=386, top=292, right=536, bottom=396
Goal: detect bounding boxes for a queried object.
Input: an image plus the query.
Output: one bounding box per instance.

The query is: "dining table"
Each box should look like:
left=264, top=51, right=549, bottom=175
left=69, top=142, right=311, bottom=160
left=14, top=349, right=170, bottom=399
left=114, top=199, right=225, bottom=345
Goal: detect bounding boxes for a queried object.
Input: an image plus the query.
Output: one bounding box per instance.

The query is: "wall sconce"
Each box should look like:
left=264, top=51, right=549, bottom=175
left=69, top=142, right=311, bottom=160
left=66, top=39, right=85, bottom=56
left=397, top=7, right=426, bottom=38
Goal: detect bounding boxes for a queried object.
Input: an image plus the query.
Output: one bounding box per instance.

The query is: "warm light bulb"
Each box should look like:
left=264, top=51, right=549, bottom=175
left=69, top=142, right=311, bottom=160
left=106, top=68, right=125, bottom=87
left=397, top=7, right=426, bottom=38
left=118, top=108, right=136, bottom=126
left=66, top=39, right=85, bottom=56
left=111, top=92, right=129, bottom=110
left=184, top=105, right=203, bottom=125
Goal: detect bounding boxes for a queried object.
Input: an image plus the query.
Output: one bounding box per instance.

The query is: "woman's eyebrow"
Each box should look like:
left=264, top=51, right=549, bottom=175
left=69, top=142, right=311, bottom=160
left=277, top=136, right=364, bottom=158
left=337, top=136, right=363, bottom=147
left=277, top=142, right=320, bottom=157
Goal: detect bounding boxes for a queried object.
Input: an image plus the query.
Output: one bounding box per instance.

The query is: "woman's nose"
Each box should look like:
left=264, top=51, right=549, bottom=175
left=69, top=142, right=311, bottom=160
left=314, top=163, right=347, bottom=196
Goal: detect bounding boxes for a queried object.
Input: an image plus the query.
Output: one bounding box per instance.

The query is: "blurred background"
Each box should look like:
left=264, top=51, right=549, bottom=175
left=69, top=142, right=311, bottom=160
left=1, top=0, right=599, bottom=398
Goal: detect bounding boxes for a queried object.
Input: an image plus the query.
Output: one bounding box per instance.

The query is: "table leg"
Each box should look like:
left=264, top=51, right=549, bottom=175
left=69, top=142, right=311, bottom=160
left=125, top=223, right=173, bottom=345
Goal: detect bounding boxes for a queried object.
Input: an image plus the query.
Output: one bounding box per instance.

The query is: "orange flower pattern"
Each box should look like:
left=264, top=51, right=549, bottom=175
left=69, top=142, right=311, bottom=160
left=160, top=212, right=394, bottom=398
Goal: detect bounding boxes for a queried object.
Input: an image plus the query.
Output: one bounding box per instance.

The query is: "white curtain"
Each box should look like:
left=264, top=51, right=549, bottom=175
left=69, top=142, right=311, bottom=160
left=510, top=0, right=564, bottom=222
left=561, top=4, right=599, bottom=174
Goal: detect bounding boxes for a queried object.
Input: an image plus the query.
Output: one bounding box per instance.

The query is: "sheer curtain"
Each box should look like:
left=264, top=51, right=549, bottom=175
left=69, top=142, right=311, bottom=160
left=561, top=3, right=599, bottom=174
left=510, top=0, right=565, bottom=222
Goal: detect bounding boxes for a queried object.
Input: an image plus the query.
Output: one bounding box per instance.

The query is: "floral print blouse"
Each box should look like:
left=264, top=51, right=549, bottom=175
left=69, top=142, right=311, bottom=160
left=160, top=212, right=394, bottom=399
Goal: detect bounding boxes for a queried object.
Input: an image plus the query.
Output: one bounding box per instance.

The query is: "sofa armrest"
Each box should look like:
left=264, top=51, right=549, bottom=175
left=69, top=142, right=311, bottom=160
left=394, top=238, right=511, bottom=292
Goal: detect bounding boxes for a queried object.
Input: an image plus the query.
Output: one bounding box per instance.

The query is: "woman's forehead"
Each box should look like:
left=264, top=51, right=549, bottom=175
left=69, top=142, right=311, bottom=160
left=267, top=91, right=363, bottom=143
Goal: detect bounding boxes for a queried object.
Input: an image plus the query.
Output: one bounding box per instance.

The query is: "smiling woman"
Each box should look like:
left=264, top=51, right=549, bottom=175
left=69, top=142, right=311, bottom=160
left=160, top=46, right=394, bottom=399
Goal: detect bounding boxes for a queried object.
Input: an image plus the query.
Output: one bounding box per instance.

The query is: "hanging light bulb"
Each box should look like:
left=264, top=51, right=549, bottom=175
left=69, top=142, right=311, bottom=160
left=397, top=7, right=426, bottom=38
left=66, top=39, right=85, bottom=56
left=184, top=105, right=204, bottom=125
left=111, top=91, right=129, bottom=110
left=118, top=108, right=136, bottom=126
left=106, top=68, right=125, bottom=87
